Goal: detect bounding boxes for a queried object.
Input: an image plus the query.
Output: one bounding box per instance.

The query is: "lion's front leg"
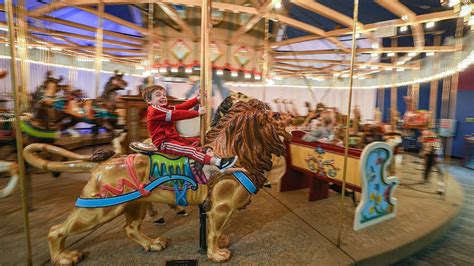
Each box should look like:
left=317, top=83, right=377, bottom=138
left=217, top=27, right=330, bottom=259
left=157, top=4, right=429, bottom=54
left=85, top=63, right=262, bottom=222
left=124, top=202, right=168, bottom=252
left=207, top=180, right=251, bottom=263
left=49, top=206, right=124, bottom=265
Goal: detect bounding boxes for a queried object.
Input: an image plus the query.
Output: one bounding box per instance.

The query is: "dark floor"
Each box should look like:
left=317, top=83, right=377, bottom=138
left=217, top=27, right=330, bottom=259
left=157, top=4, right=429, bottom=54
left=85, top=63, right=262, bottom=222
left=395, top=162, right=474, bottom=266
left=0, top=150, right=470, bottom=265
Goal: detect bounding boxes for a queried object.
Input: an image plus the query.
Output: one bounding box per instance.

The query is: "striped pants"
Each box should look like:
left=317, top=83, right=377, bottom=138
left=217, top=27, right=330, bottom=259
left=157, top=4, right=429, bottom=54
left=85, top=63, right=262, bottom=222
left=159, top=137, right=212, bottom=165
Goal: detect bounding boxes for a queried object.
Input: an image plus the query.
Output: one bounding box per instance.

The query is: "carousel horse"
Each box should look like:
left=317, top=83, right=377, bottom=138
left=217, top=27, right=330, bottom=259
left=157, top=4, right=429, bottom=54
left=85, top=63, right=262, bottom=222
left=28, top=71, right=127, bottom=134
left=30, top=71, right=72, bottom=130
left=61, top=71, right=128, bottom=134
left=23, top=100, right=292, bottom=265
left=0, top=161, right=18, bottom=198
left=0, top=71, right=19, bottom=198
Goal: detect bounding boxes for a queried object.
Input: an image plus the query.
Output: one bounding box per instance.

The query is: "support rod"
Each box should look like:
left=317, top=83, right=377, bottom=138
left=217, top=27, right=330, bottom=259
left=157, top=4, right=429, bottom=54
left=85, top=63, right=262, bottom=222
left=200, top=0, right=212, bottom=144
left=336, top=0, right=359, bottom=248
left=5, top=0, right=32, bottom=264
left=94, top=0, right=104, bottom=98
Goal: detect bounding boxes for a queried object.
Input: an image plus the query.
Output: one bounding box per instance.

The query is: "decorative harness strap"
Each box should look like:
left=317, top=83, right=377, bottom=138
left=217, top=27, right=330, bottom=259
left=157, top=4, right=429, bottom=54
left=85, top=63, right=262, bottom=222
left=93, top=154, right=150, bottom=198
left=232, top=171, right=257, bottom=194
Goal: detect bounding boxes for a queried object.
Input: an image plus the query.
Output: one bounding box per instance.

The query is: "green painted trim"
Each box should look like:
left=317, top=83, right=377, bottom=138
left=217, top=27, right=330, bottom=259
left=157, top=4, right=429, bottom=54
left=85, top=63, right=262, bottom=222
left=20, top=120, right=57, bottom=139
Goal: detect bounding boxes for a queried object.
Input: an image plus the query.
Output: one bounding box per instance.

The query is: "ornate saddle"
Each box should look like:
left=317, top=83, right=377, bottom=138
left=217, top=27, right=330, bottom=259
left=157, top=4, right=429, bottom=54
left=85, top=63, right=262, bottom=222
left=129, top=141, right=164, bottom=155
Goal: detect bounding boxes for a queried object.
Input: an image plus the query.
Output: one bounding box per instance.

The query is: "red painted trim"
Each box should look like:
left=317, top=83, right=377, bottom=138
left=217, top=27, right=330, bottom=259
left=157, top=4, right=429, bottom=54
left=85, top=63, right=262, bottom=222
left=290, top=138, right=362, bottom=158
left=290, top=130, right=362, bottom=157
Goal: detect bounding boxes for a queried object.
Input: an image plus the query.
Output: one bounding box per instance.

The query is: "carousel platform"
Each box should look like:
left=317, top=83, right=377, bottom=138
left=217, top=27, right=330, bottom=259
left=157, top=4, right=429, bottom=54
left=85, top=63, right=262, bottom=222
left=0, top=151, right=463, bottom=265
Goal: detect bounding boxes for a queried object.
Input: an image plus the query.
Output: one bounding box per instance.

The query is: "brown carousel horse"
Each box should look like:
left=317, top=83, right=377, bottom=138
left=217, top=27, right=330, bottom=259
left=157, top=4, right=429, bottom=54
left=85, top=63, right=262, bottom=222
left=62, top=71, right=128, bottom=133
left=30, top=71, right=72, bottom=130
left=23, top=99, right=292, bottom=265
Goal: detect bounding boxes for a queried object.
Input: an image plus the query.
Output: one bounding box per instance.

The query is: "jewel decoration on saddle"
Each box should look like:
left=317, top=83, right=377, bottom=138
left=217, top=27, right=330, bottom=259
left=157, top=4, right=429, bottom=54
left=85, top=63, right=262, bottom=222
left=171, top=39, right=191, bottom=61
left=354, top=142, right=399, bottom=231
left=305, top=146, right=339, bottom=178
left=210, top=41, right=222, bottom=62
left=234, top=46, right=251, bottom=66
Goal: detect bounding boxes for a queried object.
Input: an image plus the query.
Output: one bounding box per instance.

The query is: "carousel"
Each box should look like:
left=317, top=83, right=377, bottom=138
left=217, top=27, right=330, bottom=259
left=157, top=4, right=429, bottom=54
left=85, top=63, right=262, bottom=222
left=0, top=0, right=473, bottom=265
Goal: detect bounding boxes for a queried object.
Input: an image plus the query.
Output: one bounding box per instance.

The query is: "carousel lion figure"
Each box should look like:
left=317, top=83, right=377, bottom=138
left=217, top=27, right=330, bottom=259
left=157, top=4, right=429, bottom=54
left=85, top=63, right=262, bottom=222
left=23, top=99, right=292, bottom=265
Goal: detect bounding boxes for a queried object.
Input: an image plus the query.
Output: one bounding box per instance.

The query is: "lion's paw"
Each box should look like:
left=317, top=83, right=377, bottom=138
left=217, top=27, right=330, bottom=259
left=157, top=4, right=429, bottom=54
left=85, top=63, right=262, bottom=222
left=55, top=250, right=83, bottom=266
left=218, top=235, right=230, bottom=248
left=208, top=248, right=231, bottom=263
left=149, top=237, right=168, bottom=251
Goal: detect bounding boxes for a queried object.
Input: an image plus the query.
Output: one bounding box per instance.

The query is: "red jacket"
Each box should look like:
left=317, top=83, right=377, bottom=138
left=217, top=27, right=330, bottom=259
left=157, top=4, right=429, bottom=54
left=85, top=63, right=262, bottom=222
left=147, top=97, right=199, bottom=147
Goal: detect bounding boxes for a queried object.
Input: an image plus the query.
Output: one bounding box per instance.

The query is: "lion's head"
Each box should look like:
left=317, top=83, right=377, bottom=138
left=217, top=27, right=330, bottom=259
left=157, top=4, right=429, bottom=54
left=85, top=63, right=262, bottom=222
left=206, top=99, right=287, bottom=190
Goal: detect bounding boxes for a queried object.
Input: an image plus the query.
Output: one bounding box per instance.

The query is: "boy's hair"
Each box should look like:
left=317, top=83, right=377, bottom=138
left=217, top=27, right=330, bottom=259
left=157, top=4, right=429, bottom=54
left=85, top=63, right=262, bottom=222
left=143, top=85, right=166, bottom=103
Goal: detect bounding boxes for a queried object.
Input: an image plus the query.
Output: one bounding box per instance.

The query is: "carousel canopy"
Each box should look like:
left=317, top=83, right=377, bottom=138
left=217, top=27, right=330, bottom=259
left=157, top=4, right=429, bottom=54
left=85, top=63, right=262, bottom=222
left=0, top=0, right=471, bottom=85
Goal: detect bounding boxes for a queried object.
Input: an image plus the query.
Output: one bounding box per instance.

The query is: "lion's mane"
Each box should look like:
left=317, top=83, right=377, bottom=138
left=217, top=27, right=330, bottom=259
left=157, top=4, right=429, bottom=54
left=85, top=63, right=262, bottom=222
left=205, top=100, right=286, bottom=194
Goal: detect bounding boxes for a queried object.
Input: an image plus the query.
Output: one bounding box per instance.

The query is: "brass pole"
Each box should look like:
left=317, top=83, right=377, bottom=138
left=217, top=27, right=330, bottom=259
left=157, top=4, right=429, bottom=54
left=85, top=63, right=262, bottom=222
left=17, top=0, right=29, bottom=112
left=262, top=17, right=269, bottom=101
left=336, top=0, right=359, bottom=248
left=443, top=17, right=464, bottom=199
left=390, top=38, right=398, bottom=130
left=5, top=0, right=32, bottom=264
left=200, top=0, right=212, bottom=144
left=147, top=3, right=154, bottom=86
left=429, top=34, right=442, bottom=128
left=94, top=0, right=104, bottom=98
left=412, top=63, right=420, bottom=110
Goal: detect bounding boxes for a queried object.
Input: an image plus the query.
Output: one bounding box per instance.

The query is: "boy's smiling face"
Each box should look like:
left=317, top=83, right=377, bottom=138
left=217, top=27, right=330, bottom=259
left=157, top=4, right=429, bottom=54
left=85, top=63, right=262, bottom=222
left=148, top=89, right=167, bottom=106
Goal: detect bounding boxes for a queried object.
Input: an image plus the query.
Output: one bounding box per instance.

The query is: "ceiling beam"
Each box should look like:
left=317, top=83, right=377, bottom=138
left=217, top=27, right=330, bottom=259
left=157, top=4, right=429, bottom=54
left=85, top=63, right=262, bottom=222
left=292, top=0, right=357, bottom=28
left=375, top=0, right=424, bottom=50
left=267, top=14, right=350, bottom=53
left=23, top=0, right=348, bottom=51
left=0, top=22, right=143, bottom=49
left=272, top=46, right=457, bottom=56
left=270, top=10, right=457, bottom=48
left=76, top=6, right=164, bottom=40
left=33, top=16, right=145, bottom=45
left=31, top=0, right=261, bottom=15
left=291, top=0, right=380, bottom=50
left=274, top=63, right=333, bottom=73
left=156, top=3, right=196, bottom=40
left=27, top=2, right=68, bottom=17
left=274, top=58, right=418, bottom=69
left=229, top=0, right=274, bottom=43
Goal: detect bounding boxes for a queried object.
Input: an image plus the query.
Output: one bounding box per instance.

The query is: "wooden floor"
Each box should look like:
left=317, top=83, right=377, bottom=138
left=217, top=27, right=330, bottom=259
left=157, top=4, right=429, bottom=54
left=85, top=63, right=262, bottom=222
left=396, top=163, right=474, bottom=265
left=0, top=149, right=470, bottom=265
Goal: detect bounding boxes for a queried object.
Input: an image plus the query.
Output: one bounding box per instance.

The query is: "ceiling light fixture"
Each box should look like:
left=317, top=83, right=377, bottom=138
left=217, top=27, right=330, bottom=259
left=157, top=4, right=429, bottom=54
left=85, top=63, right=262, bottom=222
left=425, top=21, right=435, bottom=29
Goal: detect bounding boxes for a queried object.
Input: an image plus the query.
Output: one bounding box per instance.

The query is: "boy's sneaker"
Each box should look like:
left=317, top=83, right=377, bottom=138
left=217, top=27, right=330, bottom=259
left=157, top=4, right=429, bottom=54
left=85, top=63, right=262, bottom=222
left=217, top=156, right=238, bottom=172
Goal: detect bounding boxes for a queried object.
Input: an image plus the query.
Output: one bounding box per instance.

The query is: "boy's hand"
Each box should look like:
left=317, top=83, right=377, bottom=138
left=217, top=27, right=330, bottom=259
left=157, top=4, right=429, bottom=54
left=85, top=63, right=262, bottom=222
left=198, top=106, right=207, bottom=115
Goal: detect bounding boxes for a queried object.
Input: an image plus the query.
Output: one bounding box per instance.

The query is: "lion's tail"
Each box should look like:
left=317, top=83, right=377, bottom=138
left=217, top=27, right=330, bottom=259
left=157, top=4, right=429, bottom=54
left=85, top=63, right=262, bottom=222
left=23, top=143, right=115, bottom=173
